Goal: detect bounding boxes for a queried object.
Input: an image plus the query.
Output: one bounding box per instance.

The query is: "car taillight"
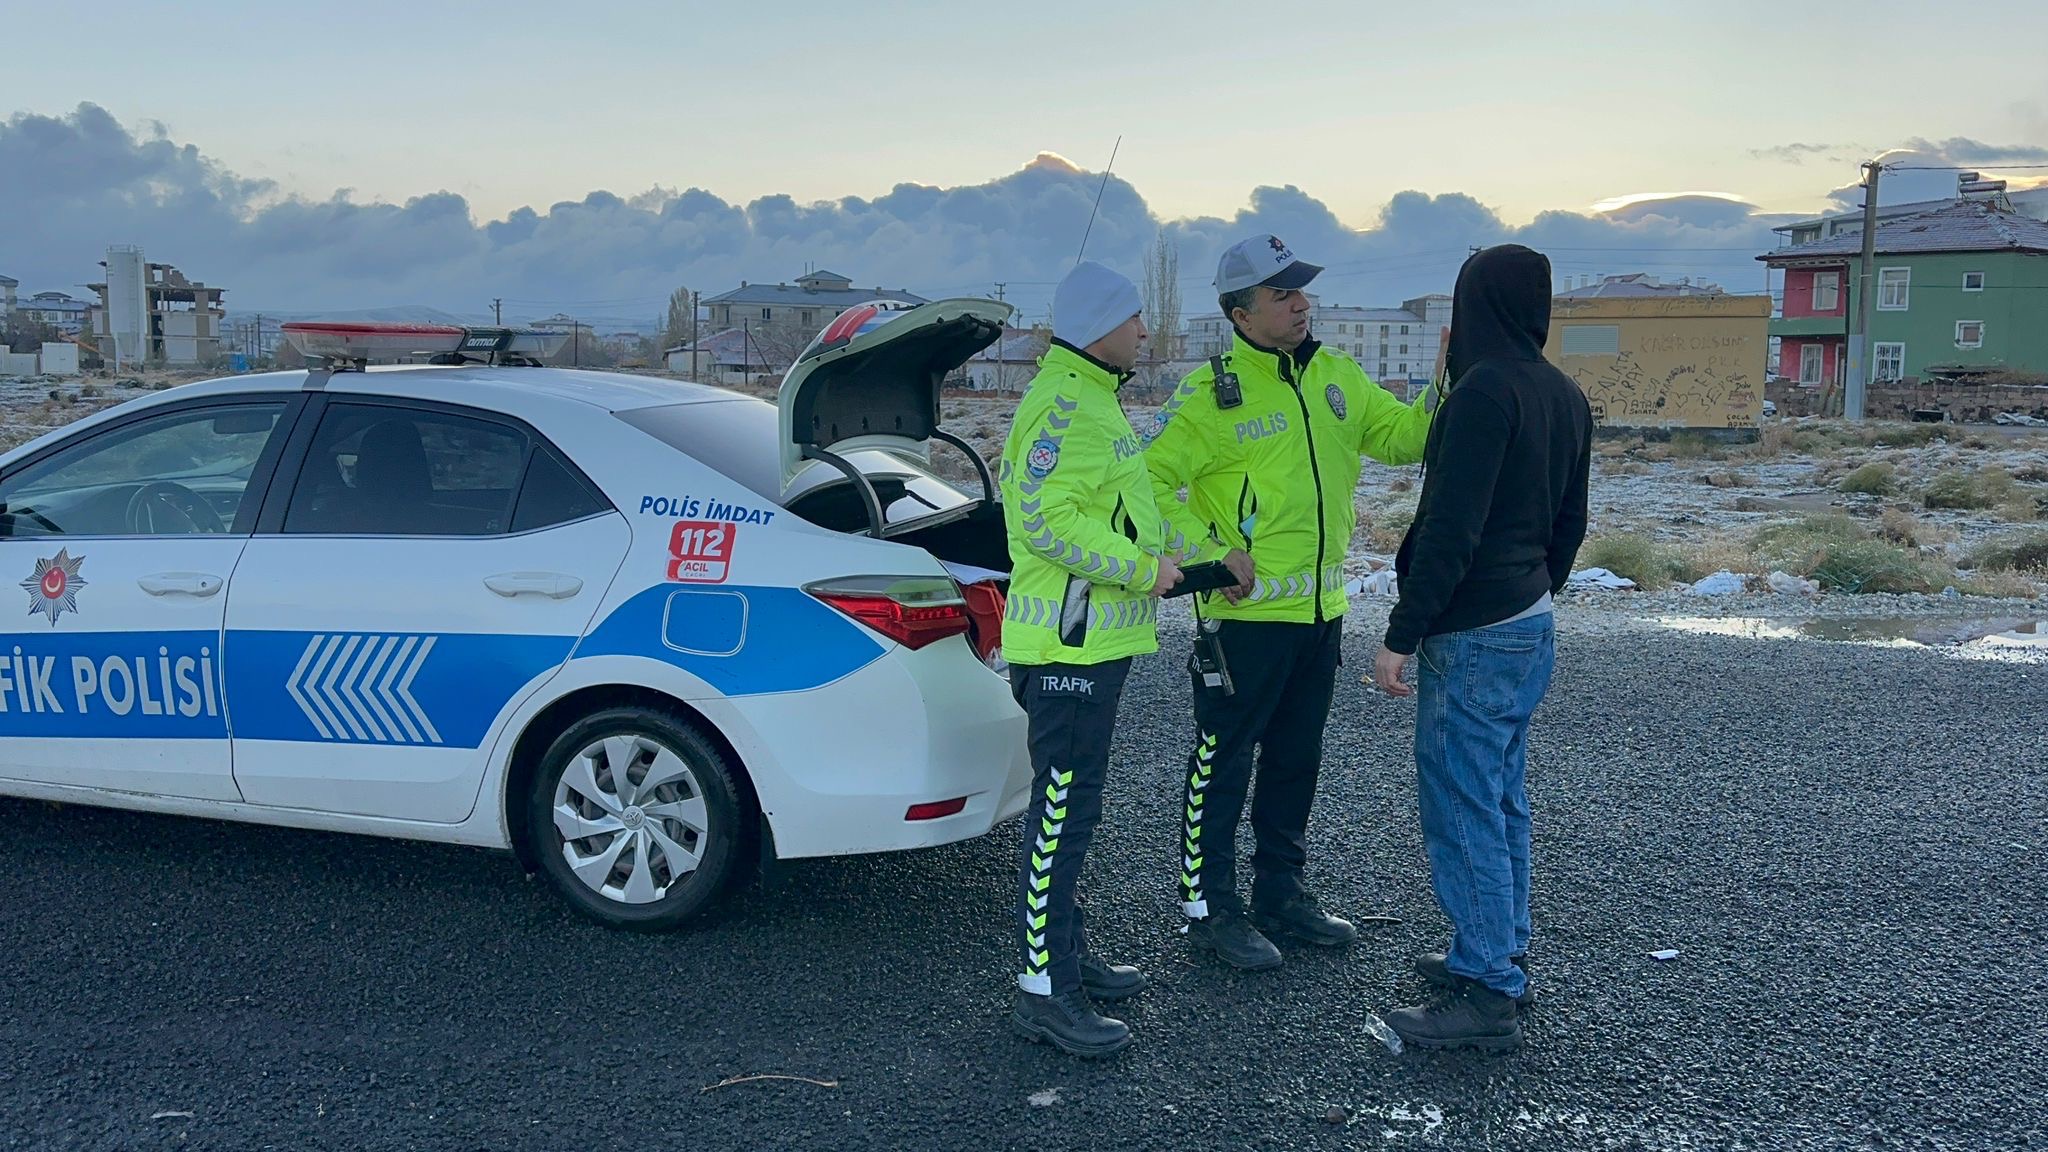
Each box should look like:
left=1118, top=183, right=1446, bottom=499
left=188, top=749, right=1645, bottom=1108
left=960, top=580, right=1007, bottom=669
left=805, top=576, right=971, bottom=650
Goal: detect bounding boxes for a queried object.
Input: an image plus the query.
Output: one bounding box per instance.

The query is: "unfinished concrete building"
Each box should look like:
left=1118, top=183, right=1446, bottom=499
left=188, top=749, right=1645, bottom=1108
left=88, top=249, right=228, bottom=367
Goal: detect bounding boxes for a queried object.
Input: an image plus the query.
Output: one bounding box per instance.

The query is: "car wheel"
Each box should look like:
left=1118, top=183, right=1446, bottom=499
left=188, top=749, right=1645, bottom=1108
left=528, top=707, right=750, bottom=931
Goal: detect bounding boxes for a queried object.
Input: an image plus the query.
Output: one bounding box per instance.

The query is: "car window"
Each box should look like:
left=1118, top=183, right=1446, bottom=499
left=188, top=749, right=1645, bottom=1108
left=615, top=399, right=783, bottom=502
left=0, top=402, right=287, bottom=538
left=283, top=403, right=530, bottom=537
left=511, top=447, right=611, bottom=533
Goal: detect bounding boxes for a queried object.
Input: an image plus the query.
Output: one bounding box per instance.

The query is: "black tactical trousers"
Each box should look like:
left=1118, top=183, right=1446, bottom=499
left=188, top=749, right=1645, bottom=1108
left=1010, top=658, right=1131, bottom=995
left=1177, top=618, right=1342, bottom=919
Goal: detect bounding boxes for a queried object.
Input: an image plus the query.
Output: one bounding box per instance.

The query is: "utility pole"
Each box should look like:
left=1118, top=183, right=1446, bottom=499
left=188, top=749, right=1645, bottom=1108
left=1843, top=160, right=1882, bottom=421
left=571, top=319, right=581, bottom=367
left=690, top=290, right=700, bottom=382
left=992, top=282, right=1007, bottom=392
left=492, top=298, right=503, bottom=325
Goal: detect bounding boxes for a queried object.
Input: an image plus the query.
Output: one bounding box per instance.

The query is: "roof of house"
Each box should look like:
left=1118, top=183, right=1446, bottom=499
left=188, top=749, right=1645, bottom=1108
left=798, top=270, right=851, bottom=284
left=706, top=277, right=926, bottom=308
left=0, top=274, right=17, bottom=287
left=968, top=329, right=1048, bottom=362
left=1772, top=185, right=2048, bottom=234
left=1555, top=273, right=1725, bottom=299
left=1761, top=199, right=2048, bottom=262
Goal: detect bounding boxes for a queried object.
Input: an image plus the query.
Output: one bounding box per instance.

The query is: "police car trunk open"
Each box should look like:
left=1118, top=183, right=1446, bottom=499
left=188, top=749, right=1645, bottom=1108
left=0, top=302, right=1032, bottom=930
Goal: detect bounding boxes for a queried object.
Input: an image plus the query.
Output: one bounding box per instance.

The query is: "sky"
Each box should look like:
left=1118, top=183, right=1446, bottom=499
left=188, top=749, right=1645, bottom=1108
left=6, top=0, right=2047, bottom=326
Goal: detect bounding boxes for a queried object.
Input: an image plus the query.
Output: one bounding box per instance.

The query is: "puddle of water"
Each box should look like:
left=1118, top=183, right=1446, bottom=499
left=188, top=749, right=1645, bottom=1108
left=1657, top=616, right=2046, bottom=650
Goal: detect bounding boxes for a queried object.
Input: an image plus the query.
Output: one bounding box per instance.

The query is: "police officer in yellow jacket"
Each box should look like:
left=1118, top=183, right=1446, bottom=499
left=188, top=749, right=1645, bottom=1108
left=1145, top=235, right=1434, bottom=970
left=1001, top=261, right=1181, bottom=1058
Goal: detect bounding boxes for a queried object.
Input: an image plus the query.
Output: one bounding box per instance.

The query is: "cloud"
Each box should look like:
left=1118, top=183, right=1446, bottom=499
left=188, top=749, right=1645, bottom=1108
left=3, top=102, right=1804, bottom=325
left=1751, top=143, right=1865, bottom=166
left=1827, top=136, right=2048, bottom=209
left=1893, top=136, right=2048, bottom=165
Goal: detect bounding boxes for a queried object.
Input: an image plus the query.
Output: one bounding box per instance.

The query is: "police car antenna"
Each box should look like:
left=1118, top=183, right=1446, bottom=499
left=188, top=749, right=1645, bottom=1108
left=1074, top=135, right=1122, bottom=266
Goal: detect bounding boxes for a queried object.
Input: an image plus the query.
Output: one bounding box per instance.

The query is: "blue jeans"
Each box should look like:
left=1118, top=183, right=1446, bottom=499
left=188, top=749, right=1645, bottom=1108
left=1415, top=613, right=1556, bottom=998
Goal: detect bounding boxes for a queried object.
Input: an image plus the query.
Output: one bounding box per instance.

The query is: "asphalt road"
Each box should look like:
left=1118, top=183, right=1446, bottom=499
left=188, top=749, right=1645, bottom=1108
left=2, top=617, right=2043, bottom=1150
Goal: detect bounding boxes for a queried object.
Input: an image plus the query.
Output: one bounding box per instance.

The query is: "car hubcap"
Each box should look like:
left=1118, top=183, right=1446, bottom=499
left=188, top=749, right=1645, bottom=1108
left=552, top=733, right=710, bottom=905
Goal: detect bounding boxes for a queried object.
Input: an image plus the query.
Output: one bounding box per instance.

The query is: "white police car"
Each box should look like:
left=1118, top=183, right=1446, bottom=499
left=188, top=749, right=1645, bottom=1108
left=0, top=303, right=1030, bottom=930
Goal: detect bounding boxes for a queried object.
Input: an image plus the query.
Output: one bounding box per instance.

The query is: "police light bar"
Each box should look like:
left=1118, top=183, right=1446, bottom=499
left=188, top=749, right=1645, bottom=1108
left=280, top=321, right=569, bottom=369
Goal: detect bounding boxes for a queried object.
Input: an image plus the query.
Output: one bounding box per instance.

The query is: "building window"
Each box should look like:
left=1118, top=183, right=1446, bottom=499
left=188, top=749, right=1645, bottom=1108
left=1559, top=325, right=1622, bottom=357
left=1963, top=271, right=1985, bottom=292
left=1811, top=272, right=1840, bottom=312
left=1400, top=324, right=1410, bottom=335
left=1379, top=362, right=1388, bottom=377
left=1874, top=342, right=1905, bottom=382
left=761, top=307, right=773, bottom=321
left=801, top=310, right=815, bottom=325
left=1399, top=344, right=1409, bottom=355
left=1799, top=343, right=1824, bottom=385
left=1955, top=321, right=1984, bottom=349
left=1380, top=325, right=1389, bottom=337
left=1398, top=363, right=1407, bottom=374
left=1877, top=268, right=1910, bottom=310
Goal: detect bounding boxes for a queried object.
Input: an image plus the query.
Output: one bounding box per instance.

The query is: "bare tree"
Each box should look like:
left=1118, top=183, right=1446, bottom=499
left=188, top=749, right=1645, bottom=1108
left=743, top=315, right=826, bottom=377
left=1140, top=233, right=1182, bottom=394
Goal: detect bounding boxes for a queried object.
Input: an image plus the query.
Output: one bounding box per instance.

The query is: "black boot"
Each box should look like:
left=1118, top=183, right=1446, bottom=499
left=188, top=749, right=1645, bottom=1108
left=1011, top=990, right=1132, bottom=1057
left=1079, top=954, right=1148, bottom=1002
left=1385, top=977, right=1523, bottom=1052
left=1186, top=911, right=1283, bottom=971
left=1251, top=891, right=1358, bottom=946
left=1415, top=951, right=1537, bottom=1009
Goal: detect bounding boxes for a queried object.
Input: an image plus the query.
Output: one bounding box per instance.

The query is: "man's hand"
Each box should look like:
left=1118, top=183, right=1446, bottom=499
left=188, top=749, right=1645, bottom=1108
left=1148, top=555, right=1185, bottom=598
left=1221, top=548, right=1255, bottom=603
left=1372, top=644, right=1414, bottom=698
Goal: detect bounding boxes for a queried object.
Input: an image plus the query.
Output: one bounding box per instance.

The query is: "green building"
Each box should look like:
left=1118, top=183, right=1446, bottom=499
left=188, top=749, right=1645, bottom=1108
left=1761, top=197, right=2048, bottom=385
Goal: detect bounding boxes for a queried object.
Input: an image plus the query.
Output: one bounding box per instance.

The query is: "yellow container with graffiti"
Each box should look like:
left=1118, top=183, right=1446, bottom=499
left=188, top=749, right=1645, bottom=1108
left=1544, top=295, right=1773, bottom=429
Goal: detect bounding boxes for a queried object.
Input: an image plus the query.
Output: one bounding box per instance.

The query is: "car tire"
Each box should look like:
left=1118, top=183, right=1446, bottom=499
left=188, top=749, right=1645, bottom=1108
left=527, top=706, right=751, bottom=931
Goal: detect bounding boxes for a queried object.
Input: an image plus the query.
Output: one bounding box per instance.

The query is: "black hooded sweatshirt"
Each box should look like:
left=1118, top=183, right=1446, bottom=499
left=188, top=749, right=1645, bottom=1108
left=1384, top=245, right=1592, bottom=655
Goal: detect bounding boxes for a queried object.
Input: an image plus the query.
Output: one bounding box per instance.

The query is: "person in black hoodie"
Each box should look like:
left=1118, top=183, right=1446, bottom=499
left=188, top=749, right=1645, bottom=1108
left=1370, top=244, right=1592, bottom=1051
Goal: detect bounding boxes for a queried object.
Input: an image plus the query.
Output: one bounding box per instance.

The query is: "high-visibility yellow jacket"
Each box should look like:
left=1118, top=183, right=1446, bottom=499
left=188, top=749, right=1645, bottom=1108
left=999, top=342, right=1166, bottom=665
left=1144, top=330, right=1433, bottom=622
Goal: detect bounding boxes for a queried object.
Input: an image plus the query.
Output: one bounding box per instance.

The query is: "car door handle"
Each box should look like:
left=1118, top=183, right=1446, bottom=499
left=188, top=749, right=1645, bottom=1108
left=137, top=572, right=224, bottom=597
left=484, top=572, right=583, bottom=599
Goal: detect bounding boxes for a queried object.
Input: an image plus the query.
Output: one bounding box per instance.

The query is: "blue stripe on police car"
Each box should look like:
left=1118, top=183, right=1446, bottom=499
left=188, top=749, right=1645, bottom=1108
left=227, top=631, right=576, bottom=749
left=0, top=630, right=225, bottom=740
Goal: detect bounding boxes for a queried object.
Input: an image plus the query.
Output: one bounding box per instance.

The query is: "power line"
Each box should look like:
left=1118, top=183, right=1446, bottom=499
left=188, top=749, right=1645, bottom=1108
left=1883, top=163, right=2048, bottom=170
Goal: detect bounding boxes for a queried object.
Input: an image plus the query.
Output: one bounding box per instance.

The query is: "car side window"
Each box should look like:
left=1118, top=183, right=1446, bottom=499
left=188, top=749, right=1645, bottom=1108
left=510, top=447, right=610, bottom=533
left=283, top=403, right=530, bottom=537
left=0, top=402, right=287, bottom=538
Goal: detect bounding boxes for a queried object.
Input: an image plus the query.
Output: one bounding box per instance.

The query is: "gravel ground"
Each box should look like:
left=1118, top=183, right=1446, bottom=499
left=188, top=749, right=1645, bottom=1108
left=3, top=609, right=2044, bottom=1150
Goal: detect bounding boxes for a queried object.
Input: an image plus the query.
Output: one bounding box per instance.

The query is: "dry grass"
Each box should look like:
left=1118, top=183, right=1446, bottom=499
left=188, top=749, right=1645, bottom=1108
left=1956, top=569, right=2043, bottom=599
left=1838, top=463, right=1896, bottom=497
left=1363, top=502, right=1415, bottom=553
left=1924, top=466, right=2017, bottom=511
left=1751, top=514, right=1942, bottom=594
left=1970, top=531, right=2048, bottom=574
left=1878, top=508, right=1960, bottom=551
left=1671, top=536, right=1759, bottom=584
left=1579, top=534, right=1687, bottom=591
